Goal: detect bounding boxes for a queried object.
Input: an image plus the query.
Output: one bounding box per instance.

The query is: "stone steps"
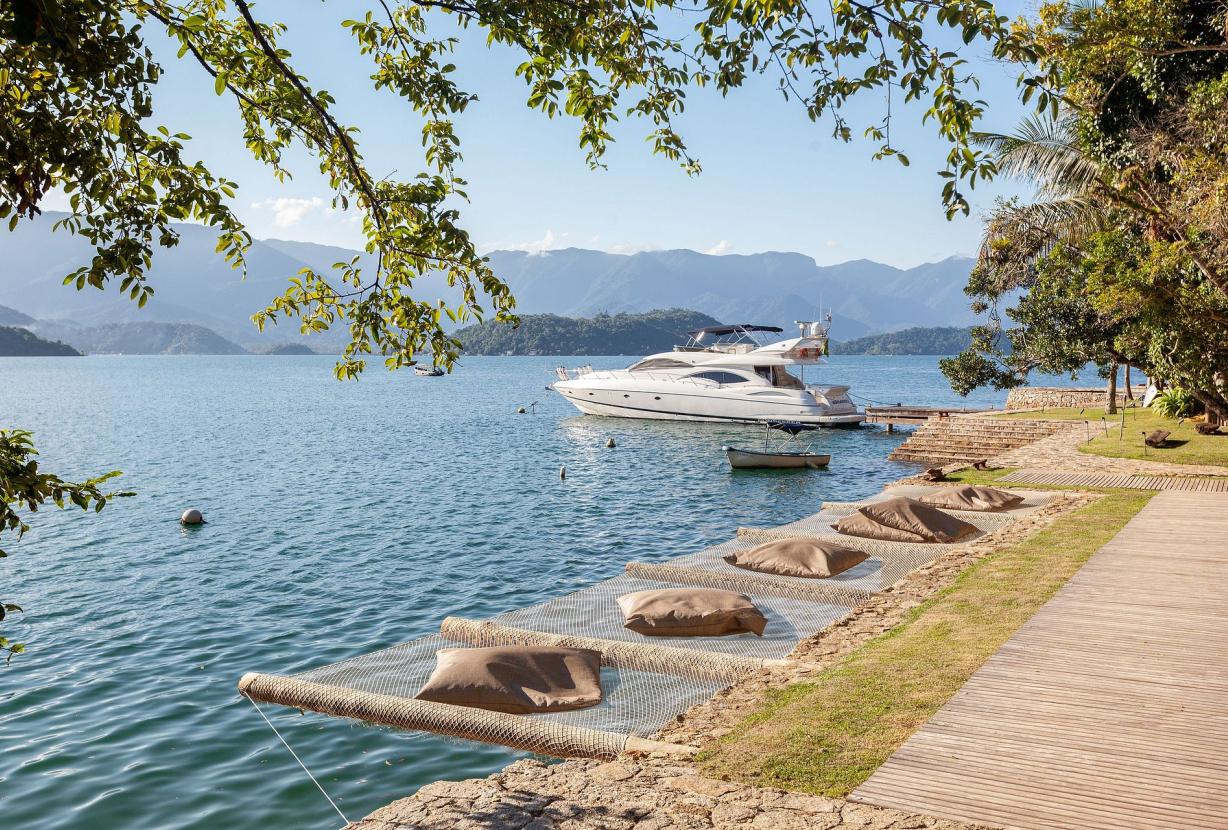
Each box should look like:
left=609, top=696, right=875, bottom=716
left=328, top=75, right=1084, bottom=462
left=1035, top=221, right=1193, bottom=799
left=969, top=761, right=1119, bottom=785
left=889, top=417, right=1071, bottom=464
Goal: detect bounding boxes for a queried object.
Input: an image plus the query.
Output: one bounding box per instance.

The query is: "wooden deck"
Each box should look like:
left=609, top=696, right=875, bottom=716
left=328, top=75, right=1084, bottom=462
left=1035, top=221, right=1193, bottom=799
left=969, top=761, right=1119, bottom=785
left=850, top=490, right=1228, bottom=830
left=865, top=405, right=993, bottom=428
left=1002, top=468, right=1228, bottom=491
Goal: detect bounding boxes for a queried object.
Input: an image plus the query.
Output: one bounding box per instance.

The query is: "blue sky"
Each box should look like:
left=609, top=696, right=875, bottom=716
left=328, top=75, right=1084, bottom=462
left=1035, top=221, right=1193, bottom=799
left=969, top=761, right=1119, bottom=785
left=118, top=0, right=1036, bottom=268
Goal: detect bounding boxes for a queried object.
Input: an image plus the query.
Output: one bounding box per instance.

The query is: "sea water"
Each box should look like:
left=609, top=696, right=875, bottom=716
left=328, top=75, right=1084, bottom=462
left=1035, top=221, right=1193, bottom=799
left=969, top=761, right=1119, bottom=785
left=0, top=355, right=1058, bottom=829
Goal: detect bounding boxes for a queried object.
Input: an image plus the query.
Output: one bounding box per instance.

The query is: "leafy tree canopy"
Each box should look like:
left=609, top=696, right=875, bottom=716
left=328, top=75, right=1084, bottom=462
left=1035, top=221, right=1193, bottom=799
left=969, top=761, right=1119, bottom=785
left=2, top=0, right=1040, bottom=377
left=942, top=0, right=1228, bottom=419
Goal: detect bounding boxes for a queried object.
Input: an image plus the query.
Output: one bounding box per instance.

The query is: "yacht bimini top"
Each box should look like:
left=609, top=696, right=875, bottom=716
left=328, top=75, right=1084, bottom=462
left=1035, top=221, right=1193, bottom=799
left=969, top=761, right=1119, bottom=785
left=676, top=324, right=787, bottom=354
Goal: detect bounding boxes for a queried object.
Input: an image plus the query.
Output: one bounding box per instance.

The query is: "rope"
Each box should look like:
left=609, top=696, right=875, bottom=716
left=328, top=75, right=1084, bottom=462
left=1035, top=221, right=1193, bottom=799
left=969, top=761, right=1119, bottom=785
left=848, top=392, right=902, bottom=406
left=247, top=695, right=350, bottom=828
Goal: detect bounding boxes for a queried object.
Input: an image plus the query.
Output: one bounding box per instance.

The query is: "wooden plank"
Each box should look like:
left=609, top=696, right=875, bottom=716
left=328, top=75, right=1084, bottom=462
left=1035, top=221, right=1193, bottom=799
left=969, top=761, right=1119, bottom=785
left=852, top=491, right=1228, bottom=830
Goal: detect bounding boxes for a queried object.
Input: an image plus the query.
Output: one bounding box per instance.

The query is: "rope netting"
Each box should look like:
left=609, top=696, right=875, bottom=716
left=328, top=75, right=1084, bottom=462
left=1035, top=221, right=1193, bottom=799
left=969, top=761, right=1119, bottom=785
left=240, top=486, right=1045, bottom=760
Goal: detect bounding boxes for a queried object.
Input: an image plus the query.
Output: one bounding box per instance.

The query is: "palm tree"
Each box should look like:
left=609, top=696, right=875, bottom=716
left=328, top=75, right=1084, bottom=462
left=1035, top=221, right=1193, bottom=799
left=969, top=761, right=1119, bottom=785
left=973, top=114, right=1113, bottom=265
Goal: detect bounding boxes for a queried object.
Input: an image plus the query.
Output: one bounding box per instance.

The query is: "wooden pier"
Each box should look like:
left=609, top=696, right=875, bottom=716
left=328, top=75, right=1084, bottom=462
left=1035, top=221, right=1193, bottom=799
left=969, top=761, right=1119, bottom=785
left=851, top=490, right=1228, bottom=829
left=864, top=405, right=993, bottom=432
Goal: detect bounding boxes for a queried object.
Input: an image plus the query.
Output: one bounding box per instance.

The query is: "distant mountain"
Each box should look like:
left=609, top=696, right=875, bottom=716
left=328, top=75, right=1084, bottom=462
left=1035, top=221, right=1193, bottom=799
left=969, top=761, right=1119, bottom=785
left=32, top=322, right=248, bottom=355
left=0, top=304, right=35, bottom=326
left=0, top=325, right=81, bottom=356
left=0, top=213, right=979, bottom=347
left=456, top=309, right=722, bottom=355
left=832, top=326, right=973, bottom=355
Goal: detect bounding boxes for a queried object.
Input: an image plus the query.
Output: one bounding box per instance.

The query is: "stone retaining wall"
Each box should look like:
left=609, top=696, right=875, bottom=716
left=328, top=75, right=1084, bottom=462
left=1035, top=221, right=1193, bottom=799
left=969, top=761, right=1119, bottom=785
left=1004, top=386, right=1130, bottom=411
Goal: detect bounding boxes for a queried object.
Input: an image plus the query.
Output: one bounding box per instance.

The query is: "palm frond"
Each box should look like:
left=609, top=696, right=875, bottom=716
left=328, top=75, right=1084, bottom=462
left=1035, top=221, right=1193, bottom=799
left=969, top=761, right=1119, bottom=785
left=978, top=196, right=1108, bottom=263
left=974, top=115, right=1101, bottom=198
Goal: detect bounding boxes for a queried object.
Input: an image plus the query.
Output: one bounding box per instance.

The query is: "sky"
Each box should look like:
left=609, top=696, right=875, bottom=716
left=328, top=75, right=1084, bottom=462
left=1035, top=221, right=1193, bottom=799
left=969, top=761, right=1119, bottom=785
left=113, top=0, right=1038, bottom=269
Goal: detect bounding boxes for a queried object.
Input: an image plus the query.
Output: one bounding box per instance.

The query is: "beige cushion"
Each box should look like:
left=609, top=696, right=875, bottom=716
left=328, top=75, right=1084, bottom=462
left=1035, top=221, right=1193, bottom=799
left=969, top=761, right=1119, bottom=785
left=725, top=538, right=868, bottom=579
left=617, top=587, right=767, bottom=637
left=919, top=485, right=1024, bottom=512
left=833, top=497, right=977, bottom=543
left=415, top=646, right=602, bottom=714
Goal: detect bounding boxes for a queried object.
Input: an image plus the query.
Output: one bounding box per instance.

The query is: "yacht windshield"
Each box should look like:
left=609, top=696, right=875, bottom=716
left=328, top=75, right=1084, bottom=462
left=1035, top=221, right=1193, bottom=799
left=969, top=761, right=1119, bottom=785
left=628, top=357, right=692, bottom=371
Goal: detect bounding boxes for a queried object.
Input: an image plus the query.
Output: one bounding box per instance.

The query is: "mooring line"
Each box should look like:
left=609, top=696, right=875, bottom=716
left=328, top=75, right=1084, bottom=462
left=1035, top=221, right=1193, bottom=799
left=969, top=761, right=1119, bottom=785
left=246, top=695, right=350, bottom=827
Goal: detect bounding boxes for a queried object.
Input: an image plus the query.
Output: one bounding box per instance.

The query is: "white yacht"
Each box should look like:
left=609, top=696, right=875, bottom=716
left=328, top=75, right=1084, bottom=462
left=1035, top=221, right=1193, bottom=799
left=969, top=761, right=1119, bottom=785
left=551, top=320, right=865, bottom=425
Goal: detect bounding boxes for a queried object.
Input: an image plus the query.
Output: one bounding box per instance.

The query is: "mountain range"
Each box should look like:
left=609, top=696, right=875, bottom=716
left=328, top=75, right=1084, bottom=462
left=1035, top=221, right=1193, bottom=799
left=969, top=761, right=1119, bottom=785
left=0, top=212, right=980, bottom=348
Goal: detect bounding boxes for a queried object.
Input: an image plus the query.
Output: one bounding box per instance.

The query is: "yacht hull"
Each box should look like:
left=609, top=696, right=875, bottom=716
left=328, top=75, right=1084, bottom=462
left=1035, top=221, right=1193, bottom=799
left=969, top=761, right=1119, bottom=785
left=553, top=382, right=865, bottom=426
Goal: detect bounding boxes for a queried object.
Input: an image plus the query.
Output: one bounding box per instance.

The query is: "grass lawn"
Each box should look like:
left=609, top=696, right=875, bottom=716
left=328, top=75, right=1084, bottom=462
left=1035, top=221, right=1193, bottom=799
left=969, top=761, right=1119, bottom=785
left=993, top=407, right=1228, bottom=468
left=697, top=491, right=1153, bottom=796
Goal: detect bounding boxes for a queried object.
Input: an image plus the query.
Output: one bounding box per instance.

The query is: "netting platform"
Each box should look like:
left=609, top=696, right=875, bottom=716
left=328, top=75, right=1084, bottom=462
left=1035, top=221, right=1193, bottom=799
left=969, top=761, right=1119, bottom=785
left=635, top=536, right=943, bottom=598
left=736, top=505, right=1012, bottom=547
left=826, top=485, right=1057, bottom=516
left=240, top=486, right=1041, bottom=761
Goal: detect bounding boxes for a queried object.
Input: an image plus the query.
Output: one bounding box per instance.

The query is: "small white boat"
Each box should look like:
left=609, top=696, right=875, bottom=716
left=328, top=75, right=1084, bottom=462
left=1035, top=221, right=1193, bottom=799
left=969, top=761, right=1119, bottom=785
left=724, top=446, right=831, bottom=469
left=723, top=421, right=831, bottom=469
left=414, top=365, right=445, bottom=377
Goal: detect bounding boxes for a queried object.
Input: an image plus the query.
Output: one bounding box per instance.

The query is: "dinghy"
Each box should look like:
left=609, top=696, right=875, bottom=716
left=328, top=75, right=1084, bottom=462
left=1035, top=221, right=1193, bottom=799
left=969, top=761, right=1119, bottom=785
left=415, top=365, right=445, bottom=376
left=724, top=421, right=831, bottom=469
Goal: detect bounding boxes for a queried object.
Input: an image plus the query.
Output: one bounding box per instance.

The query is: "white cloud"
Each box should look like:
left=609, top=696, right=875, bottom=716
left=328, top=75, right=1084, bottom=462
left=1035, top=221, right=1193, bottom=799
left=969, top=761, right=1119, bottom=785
left=705, top=240, right=734, bottom=255
left=502, top=228, right=569, bottom=255
left=824, top=239, right=838, bottom=248
left=250, top=196, right=327, bottom=228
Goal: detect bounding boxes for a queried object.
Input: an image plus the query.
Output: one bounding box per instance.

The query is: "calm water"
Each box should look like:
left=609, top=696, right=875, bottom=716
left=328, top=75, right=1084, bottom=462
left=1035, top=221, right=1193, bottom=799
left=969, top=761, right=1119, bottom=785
left=1, top=355, right=1018, bottom=829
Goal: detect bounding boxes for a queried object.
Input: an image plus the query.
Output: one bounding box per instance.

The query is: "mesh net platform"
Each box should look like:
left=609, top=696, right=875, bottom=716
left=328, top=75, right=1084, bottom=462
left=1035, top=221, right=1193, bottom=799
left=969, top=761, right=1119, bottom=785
left=240, top=489, right=1048, bottom=759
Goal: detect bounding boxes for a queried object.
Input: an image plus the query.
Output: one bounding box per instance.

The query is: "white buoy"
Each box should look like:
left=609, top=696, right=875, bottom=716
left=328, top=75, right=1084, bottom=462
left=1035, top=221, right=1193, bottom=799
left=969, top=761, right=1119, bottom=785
left=559, top=466, right=566, bottom=480
left=517, top=407, right=526, bottom=414
left=180, top=508, right=205, bottom=525
left=605, top=438, right=616, bottom=448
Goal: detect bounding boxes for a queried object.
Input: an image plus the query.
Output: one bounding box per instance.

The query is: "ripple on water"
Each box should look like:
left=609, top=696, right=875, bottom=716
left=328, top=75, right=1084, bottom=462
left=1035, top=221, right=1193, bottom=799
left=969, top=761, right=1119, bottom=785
left=0, top=354, right=1023, bottom=830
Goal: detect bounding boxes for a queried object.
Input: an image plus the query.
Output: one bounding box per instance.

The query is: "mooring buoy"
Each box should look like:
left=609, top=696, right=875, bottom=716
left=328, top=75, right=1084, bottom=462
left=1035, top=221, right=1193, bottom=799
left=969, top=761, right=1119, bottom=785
left=517, top=406, right=526, bottom=414
left=605, top=438, right=616, bottom=448
left=559, top=466, right=566, bottom=480
left=180, top=508, right=205, bottom=525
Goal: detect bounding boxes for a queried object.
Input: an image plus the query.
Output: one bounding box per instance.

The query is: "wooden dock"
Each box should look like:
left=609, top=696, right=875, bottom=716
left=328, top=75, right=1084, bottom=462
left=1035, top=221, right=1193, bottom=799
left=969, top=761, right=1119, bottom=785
left=850, top=490, right=1228, bottom=830
left=1001, top=468, right=1228, bottom=492
left=864, top=405, right=993, bottom=430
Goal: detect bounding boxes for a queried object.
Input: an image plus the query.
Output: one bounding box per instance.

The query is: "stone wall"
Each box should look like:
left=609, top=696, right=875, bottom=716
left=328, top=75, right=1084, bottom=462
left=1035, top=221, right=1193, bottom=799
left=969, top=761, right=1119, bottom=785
left=1004, top=386, right=1129, bottom=411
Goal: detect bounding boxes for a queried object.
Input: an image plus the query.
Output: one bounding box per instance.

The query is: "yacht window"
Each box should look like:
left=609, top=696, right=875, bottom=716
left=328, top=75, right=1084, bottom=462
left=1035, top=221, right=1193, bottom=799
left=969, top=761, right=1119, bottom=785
left=687, top=371, right=750, bottom=385
left=629, top=357, right=691, bottom=371
left=771, top=366, right=805, bottom=389
left=753, top=366, right=773, bottom=382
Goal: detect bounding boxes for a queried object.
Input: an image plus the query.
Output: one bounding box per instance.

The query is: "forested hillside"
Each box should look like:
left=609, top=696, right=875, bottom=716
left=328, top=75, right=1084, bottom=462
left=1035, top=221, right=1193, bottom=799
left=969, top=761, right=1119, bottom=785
left=456, top=309, right=721, bottom=355
left=831, top=326, right=973, bottom=355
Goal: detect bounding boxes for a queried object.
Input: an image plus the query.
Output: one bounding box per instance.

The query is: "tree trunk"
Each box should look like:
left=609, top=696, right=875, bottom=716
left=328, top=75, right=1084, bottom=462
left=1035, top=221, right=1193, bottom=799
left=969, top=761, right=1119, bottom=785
left=1106, top=361, right=1118, bottom=415
left=1124, top=364, right=1134, bottom=400
left=1193, top=389, right=1228, bottom=425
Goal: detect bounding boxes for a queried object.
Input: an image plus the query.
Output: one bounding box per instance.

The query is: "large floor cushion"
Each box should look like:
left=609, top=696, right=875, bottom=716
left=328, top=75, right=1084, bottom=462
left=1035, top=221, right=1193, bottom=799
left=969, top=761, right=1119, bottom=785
left=919, top=484, right=1025, bottom=512
left=415, top=646, right=603, bottom=714
left=617, top=587, right=767, bottom=637
left=833, top=497, right=978, bottom=543
left=725, top=538, right=868, bottom=579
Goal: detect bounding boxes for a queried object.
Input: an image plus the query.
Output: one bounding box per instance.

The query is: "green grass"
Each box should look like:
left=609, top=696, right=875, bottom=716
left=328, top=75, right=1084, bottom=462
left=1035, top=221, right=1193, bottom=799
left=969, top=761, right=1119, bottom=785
left=697, top=491, right=1153, bottom=796
left=991, top=407, right=1228, bottom=468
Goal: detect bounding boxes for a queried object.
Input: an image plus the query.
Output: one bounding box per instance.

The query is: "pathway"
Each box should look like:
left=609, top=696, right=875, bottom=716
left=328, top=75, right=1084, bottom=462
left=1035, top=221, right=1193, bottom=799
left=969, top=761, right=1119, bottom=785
left=850, top=490, right=1228, bottom=830
left=1001, top=469, right=1228, bottom=491
left=989, top=420, right=1228, bottom=477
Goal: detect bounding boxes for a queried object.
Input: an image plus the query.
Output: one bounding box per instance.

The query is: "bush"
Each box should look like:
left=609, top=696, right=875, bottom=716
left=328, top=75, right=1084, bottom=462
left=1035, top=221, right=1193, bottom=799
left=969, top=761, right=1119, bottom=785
left=1152, top=388, right=1195, bottom=419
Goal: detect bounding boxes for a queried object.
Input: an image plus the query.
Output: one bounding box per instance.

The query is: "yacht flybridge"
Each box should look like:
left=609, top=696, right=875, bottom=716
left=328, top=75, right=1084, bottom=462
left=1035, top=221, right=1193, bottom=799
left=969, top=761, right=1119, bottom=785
left=551, top=319, right=865, bottom=426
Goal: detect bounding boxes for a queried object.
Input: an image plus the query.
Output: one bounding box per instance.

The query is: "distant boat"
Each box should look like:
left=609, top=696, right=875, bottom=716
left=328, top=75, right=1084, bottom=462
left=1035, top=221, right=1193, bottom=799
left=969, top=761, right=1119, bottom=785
left=723, top=421, right=831, bottom=469
left=414, top=365, right=445, bottom=377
